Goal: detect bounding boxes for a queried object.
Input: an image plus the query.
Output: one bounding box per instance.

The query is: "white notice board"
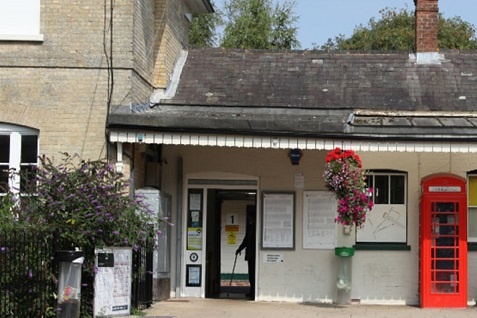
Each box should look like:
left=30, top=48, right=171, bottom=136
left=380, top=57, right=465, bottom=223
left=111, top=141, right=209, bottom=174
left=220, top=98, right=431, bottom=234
left=94, top=247, right=132, bottom=317
left=262, top=192, right=295, bottom=249
left=303, top=191, right=337, bottom=249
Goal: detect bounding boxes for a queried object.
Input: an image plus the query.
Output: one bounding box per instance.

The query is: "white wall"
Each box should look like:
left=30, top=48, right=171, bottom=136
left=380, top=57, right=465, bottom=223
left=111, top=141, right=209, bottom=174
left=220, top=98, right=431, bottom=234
left=159, top=145, right=477, bottom=305
left=221, top=200, right=249, bottom=276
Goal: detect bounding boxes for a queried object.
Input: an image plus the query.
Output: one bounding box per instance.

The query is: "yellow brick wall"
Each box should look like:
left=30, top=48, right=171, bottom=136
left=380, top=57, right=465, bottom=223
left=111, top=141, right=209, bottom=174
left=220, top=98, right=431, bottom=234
left=153, top=0, right=191, bottom=88
left=0, top=0, right=191, bottom=163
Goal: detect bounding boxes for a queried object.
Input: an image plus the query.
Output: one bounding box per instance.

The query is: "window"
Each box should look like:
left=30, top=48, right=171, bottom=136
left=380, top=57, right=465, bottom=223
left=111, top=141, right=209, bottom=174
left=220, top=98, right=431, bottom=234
left=0, top=0, right=43, bottom=41
left=467, top=174, right=477, bottom=243
left=356, top=171, right=407, bottom=244
left=0, top=124, right=38, bottom=195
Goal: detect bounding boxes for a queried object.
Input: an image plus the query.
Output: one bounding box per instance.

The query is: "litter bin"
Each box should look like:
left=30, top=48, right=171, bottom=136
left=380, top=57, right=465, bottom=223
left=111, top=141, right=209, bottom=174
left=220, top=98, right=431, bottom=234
left=335, top=247, right=354, bottom=305
left=56, top=250, right=84, bottom=318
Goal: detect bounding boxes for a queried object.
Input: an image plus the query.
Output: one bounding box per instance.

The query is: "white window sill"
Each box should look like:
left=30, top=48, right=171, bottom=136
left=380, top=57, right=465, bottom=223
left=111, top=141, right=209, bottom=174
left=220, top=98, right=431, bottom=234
left=0, top=34, right=44, bottom=42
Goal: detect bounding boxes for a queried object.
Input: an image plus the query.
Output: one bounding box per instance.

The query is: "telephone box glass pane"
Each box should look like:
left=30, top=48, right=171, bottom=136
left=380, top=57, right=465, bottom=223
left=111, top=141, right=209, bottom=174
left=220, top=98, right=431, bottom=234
left=431, top=201, right=459, bottom=294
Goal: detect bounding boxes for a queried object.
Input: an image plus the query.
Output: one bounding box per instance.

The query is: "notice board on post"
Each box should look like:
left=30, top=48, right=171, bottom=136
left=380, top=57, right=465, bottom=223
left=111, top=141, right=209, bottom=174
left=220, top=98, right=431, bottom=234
left=303, top=191, right=337, bottom=249
left=94, top=247, right=132, bottom=317
left=262, top=192, right=295, bottom=249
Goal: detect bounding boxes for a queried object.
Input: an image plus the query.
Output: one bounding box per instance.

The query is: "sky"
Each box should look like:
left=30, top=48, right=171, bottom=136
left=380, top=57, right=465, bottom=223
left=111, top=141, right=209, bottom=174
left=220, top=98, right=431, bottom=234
left=213, top=0, right=477, bottom=49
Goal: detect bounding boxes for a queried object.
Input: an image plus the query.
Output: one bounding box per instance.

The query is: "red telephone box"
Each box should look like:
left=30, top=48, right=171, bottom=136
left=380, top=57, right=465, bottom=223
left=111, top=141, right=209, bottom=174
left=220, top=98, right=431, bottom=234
left=420, top=173, right=468, bottom=308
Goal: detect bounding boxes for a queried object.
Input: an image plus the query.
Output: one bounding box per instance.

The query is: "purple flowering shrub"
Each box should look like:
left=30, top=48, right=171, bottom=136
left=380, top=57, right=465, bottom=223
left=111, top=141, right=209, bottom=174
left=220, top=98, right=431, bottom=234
left=24, top=153, right=161, bottom=251
left=19, top=153, right=168, bottom=317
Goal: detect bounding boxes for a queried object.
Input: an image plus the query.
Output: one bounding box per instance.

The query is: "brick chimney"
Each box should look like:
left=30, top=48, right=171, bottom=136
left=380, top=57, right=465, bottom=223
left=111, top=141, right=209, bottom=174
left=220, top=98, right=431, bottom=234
left=414, top=0, right=439, bottom=53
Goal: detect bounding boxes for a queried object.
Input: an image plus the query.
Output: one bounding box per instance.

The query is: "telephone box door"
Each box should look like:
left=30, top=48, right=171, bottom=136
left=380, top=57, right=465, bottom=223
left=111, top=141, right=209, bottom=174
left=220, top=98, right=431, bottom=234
left=420, top=174, right=467, bottom=308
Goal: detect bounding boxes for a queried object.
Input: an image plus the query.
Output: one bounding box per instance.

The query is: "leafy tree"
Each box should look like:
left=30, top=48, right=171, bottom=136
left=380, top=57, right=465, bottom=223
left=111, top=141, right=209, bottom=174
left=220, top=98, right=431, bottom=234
left=319, top=7, right=477, bottom=51
left=270, top=0, right=300, bottom=49
left=189, top=0, right=223, bottom=47
left=220, top=0, right=300, bottom=49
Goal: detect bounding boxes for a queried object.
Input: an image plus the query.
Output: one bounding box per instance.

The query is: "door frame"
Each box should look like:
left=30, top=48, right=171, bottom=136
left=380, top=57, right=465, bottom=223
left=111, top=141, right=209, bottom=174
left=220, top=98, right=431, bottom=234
left=181, top=174, right=259, bottom=298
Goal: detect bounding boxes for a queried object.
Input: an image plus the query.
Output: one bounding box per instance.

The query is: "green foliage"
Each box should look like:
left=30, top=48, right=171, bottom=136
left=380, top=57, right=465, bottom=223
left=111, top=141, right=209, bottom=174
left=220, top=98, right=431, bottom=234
left=0, top=188, right=20, bottom=231
left=220, top=0, right=300, bottom=49
left=130, top=307, right=146, bottom=316
left=270, top=0, right=300, bottom=49
left=189, top=0, right=223, bottom=47
left=438, top=16, right=477, bottom=49
left=319, top=7, right=477, bottom=51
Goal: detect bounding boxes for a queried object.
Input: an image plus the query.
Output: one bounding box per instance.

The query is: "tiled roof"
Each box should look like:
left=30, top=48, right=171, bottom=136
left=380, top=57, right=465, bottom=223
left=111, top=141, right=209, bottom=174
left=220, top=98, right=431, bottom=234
left=108, top=47, right=477, bottom=140
left=167, top=48, right=477, bottom=111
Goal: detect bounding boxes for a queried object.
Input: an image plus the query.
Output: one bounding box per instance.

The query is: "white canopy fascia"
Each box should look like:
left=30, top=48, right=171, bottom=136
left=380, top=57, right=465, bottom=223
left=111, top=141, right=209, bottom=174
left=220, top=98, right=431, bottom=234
left=109, top=130, right=477, bottom=153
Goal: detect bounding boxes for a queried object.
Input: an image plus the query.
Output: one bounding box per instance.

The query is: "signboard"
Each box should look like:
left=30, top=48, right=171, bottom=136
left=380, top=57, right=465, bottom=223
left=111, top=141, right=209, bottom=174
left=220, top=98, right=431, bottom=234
left=187, top=227, right=203, bottom=250
left=263, top=253, right=284, bottom=263
left=303, top=191, right=337, bottom=249
left=262, top=192, right=295, bottom=249
left=186, top=265, right=201, bottom=287
left=94, top=248, right=132, bottom=317
left=429, top=186, right=461, bottom=192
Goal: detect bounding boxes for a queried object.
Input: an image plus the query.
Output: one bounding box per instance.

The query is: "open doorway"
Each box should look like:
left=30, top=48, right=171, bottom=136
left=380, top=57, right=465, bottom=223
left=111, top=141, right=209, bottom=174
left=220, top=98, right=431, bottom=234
left=205, top=190, right=256, bottom=299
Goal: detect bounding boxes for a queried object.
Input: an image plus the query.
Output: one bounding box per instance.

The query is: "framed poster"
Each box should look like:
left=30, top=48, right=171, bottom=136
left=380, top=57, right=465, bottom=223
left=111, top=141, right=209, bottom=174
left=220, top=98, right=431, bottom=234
left=303, top=191, right=337, bottom=249
left=186, top=265, right=202, bottom=287
left=261, top=192, right=295, bottom=249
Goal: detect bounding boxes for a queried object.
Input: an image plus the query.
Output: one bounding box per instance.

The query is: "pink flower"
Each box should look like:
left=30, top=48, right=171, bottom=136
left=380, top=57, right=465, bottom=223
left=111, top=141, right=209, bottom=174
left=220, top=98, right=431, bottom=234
left=323, top=149, right=373, bottom=228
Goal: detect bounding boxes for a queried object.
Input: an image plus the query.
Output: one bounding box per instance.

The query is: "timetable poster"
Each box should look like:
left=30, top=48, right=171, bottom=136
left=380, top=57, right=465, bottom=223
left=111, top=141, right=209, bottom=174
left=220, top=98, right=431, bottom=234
left=262, top=192, right=295, bottom=249
left=303, top=191, right=337, bottom=249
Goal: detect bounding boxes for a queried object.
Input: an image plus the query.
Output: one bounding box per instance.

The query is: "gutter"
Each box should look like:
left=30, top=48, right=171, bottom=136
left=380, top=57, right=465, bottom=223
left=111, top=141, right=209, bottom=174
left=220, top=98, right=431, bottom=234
left=353, top=110, right=477, bottom=118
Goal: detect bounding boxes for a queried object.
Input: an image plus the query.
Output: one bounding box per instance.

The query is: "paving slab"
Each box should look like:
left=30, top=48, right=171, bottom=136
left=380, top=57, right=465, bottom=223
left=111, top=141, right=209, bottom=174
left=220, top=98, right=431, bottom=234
left=119, top=298, right=477, bottom=318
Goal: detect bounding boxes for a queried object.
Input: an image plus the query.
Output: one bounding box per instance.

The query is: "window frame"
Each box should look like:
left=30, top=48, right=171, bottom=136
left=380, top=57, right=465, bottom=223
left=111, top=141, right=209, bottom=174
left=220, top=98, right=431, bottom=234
left=355, top=170, right=408, bottom=247
left=0, top=124, right=39, bottom=196
left=0, top=0, right=43, bottom=42
left=467, top=173, right=477, bottom=243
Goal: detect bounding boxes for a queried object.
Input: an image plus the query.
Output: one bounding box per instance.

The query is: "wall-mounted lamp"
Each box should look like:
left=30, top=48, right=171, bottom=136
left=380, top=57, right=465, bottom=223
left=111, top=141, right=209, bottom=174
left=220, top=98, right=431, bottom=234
left=288, top=149, right=303, bottom=165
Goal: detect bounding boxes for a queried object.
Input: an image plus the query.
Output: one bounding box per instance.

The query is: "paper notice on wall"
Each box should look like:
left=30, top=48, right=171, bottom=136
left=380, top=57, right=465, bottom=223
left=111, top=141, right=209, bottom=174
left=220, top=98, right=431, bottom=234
left=294, top=172, right=304, bottom=189
left=262, top=193, right=295, bottom=249
left=227, top=231, right=237, bottom=245
left=303, top=191, right=337, bottom=249
left=94, top=248, right=132, bottom=317
left=187, top=227, right=203, bottom=250
left=263, top=253, right=284, bottom=263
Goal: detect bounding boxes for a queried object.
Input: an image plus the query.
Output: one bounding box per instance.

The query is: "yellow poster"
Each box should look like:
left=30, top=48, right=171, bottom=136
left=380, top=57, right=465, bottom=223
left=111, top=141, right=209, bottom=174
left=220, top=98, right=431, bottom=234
left=227, top=231, right=237, bottom=245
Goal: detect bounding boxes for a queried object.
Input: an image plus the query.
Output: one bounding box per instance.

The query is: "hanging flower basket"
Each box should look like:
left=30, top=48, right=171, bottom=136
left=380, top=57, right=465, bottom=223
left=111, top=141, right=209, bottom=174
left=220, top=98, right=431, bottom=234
left=323, top=147, right=373, bottom=228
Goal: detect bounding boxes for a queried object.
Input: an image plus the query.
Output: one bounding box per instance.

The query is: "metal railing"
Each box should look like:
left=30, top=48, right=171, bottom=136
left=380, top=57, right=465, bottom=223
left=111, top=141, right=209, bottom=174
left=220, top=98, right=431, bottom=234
left=0, top=229, right=55, bottom=317
left=131, top=246, right=153, bottom=309
left=1, top=228, right=154, bottom=317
